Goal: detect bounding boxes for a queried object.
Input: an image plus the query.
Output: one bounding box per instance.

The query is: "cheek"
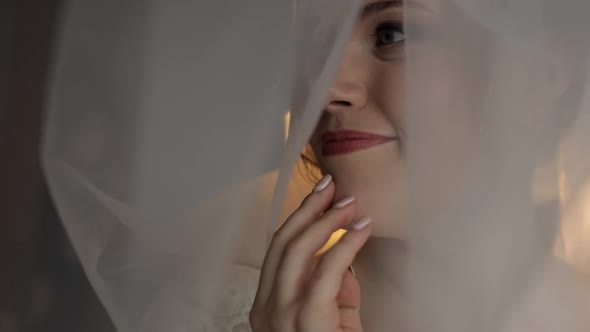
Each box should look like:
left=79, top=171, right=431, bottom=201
left=404, top=49, right=476, bottom=220
left=372, top=64, right=405, bottom=131
left=312, top=143, right=407, bottom=237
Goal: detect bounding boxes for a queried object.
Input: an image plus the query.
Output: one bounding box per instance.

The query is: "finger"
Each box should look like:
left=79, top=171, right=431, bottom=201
left=337, top=268, right=361, bottom=308
left=274, top=196, right=358, bottom=305
left=253, top=174, right=334, bottom=308
left=306, top=217, right=372, bottom=306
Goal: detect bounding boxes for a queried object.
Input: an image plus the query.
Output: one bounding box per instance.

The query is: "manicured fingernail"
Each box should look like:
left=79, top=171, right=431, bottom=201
left=333, top=196, right=355, bottom=208
left=313, top=174, right=332, bottom=192
left=350, top=217, right=372, bottom=231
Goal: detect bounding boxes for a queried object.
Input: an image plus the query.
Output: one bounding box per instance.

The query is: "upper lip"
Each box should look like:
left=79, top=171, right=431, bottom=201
left=321, top=130, right=397, bottom=143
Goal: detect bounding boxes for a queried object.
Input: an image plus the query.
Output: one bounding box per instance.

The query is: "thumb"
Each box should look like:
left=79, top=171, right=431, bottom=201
left=338, top=269, right=364, bottom=331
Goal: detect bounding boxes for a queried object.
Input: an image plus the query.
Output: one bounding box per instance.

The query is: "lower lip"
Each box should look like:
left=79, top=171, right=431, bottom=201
left=322, top=138, right=397, bottom=156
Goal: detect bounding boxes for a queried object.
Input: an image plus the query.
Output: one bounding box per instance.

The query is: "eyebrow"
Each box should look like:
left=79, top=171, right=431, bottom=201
left=361, top=0, right=429, bottom=17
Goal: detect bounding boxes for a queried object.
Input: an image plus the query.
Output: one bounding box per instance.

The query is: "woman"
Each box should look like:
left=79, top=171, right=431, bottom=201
left=250, top=0, right=590, bottom=331
left=250, top=1, right=408, bottom=330
left=43, top=0, right=590, bottom=331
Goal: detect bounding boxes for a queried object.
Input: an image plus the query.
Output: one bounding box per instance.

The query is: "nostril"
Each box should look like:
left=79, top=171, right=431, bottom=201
left=325, top=100, right=355, bottom=113
left=331, top=100, right=352, bottom=107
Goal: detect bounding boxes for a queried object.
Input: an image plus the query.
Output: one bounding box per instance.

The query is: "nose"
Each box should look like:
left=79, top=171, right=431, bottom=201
left=324, top=46, right=368, bottom=113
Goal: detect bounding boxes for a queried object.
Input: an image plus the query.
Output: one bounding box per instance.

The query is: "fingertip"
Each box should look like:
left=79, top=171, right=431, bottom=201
left=333, top=195, right=356, bottom=209
left=348, top=217, right=372, bottom=231
left=340, top=217, right=373, bottom=247
left=300, top=178, right=335, bottom=209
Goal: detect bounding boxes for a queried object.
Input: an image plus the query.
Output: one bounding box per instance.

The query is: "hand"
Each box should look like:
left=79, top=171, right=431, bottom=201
left=249, top=175, right=372, bottom=332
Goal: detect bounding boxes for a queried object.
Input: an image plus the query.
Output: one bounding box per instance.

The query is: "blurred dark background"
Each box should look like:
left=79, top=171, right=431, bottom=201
left=1, top=1, right=116, bottom=331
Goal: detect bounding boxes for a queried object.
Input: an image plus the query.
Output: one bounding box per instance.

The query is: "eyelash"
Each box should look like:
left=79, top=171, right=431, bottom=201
left=371, top=21, right=405, bottom=49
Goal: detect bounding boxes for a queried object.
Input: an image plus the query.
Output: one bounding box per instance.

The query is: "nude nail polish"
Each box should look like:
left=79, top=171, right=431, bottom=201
left=333, top=196, right=355, bottom=208
left=350, top=217, right=372, bottom=231
left=313, top=174, right=332, bottom=192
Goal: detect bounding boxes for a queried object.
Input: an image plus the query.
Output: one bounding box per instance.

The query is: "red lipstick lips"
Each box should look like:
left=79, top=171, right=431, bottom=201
left=321, top=130, right=398, bottom=156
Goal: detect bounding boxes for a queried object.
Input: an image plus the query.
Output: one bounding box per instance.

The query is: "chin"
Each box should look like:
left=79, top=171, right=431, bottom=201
left=316, top=144, right=406, bottom=238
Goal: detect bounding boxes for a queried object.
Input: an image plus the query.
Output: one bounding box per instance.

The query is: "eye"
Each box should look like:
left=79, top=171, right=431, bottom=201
left=374, top=22, right=405, bottom=47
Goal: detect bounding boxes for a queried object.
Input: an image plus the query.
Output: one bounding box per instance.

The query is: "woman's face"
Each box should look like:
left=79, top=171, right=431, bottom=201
left=309, top=0, right=457, bottom=237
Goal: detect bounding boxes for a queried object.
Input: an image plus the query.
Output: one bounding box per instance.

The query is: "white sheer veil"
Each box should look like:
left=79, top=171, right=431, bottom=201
left=42, top=0, right=590, bottom=331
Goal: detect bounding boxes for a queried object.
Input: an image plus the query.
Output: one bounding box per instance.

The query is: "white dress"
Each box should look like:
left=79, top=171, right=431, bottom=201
left=190, top=259, right=589, bottom=332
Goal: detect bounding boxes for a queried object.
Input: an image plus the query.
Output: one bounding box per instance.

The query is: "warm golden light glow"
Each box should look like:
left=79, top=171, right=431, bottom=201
left=315, top=229, right=348, bottom=257
left=554, top=165, right=590, bottom=275
left=284, top=111, right=291, bottom=141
